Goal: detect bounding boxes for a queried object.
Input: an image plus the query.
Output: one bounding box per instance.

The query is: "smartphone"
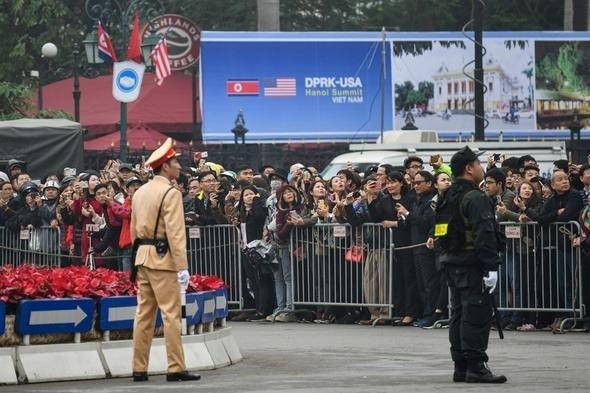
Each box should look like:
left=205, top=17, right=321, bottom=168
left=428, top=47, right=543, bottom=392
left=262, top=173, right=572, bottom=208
left=64, top=167, right=76, bottom=177
left=317, top=199, right=327, bottom=210
left=352, top=191, right=361, bottom=199
left=429, top=154, right=441, bottom=165
left=493, top=153, right=501, bottom=162
left=289, top=210, right=301, bottom=219
left=496, top=195, right=502, bottom=204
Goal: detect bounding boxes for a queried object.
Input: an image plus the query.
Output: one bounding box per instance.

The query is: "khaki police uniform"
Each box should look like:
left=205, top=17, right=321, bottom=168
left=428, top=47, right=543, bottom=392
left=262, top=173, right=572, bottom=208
left=131, top=164, right=188, bottom=372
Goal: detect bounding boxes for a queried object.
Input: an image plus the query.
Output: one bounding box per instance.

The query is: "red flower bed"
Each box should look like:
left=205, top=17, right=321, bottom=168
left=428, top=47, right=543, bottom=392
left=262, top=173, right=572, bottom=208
left=0, top=265, right=227, bottom=304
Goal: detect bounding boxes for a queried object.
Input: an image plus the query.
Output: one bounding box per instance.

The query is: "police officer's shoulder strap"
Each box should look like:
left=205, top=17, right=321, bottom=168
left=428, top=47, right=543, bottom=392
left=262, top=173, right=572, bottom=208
left=152, top=186, right=175, bottom=240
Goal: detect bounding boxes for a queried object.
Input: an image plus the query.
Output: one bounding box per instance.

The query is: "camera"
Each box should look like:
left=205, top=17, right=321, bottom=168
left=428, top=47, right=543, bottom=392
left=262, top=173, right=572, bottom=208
left=29, top=192, right=39, bottom=198
left=352, top=191, right=361, bottom=199
left=493, top=153, right=501, bottom=162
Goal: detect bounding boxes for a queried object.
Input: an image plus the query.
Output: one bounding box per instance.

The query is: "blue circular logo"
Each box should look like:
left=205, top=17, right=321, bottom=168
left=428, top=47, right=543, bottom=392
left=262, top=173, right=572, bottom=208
left=116, top=68, right=139, bottom=93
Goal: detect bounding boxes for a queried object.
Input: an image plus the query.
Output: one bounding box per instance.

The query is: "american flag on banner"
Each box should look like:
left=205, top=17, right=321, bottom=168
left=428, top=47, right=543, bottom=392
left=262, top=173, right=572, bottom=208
left=150, top=36, right=171, bottom=86
left=263, top=77, right=296, bottom=96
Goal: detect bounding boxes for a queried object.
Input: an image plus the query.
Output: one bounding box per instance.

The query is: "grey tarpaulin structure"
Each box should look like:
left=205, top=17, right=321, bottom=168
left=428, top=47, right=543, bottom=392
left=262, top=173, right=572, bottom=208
left=0, top=119, right=84, bottom=180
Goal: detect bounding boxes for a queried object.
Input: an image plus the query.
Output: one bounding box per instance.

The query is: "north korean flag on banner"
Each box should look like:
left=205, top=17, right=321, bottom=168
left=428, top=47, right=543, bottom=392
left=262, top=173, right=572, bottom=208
left=226, top=80, right=260, bottom=96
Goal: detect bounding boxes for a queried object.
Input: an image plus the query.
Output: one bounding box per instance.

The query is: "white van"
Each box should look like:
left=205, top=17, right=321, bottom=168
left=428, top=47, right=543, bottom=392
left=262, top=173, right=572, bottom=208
left=321, top=131, right=567, bottom=179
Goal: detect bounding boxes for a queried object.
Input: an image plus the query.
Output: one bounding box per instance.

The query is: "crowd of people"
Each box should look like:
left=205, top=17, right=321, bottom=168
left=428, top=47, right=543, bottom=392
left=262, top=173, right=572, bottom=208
left=0, top=149, right=589, bottom=331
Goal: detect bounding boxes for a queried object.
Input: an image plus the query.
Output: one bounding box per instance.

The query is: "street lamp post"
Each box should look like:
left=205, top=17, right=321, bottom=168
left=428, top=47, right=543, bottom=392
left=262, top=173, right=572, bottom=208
left=83, top=0, right=164, bottom=161
left=42, top=41, right=98, bottom=123
left=72, top=44, right=82, bottom=123
left=38, top=43, right=58, bottom=113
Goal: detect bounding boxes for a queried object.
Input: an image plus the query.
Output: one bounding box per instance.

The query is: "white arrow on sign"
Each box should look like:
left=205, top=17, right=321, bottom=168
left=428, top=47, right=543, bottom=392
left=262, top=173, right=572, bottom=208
left=108, top=305, right=137, bottom=322
left=204, top=298, right=215, bottom=314
left=30, top=306, right=87, bottom=327
left=215, top=295, right=227, bottom=310
left=186, top=298, right=200, bottom=319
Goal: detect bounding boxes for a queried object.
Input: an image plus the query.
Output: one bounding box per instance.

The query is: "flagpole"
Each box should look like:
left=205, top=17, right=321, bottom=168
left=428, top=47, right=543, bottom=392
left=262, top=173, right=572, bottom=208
left=119, top=9, right=130, bottom=162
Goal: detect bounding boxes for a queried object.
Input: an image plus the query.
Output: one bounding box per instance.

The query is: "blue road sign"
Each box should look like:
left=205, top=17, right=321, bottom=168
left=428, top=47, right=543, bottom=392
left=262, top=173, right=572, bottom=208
left=98, top=296, right=163, bottom=331
left=16, top=298, right=94, bottom=335
left=214, top=288, right=228, bottom=319
left=201, top=291, right=216, bottom=324
left=185, top=293, right=203, bottom=326
left=0, top=302, right=5, bottom=336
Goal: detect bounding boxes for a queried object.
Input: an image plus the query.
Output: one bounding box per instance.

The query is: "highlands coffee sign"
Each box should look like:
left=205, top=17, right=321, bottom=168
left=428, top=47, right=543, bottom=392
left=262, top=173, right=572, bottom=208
left=142, top=14, right=200, bottom=71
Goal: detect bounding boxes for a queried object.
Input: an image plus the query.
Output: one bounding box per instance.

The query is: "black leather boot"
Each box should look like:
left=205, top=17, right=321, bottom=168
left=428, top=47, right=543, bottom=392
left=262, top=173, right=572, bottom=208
left=466, top=362, right=507, bottom=383
left=453, top=360, right=467, bottom=382
left=166, top=371, right=201, bottom=382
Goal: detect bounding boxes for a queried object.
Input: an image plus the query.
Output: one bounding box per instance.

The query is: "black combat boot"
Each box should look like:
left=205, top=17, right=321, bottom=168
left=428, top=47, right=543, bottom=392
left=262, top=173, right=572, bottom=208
left=466, top=362, right=507, bottom=383
left=453, top=360, right=467, bottom=382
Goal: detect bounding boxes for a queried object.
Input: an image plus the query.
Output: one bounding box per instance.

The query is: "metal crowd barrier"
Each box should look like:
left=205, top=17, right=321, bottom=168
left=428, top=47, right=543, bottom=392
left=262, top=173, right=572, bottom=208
left=497, top=221, right=585, bottom=320
left=185, top=225, right=243, bottom=310
left=289, top=223, right=393, bottom=318
left=0, top=226, right=61, bottom=267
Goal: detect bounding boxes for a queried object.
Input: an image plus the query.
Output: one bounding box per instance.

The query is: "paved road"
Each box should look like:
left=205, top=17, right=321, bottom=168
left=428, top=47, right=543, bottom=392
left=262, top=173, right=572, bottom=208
left=2, top=322, right=588, bottom=392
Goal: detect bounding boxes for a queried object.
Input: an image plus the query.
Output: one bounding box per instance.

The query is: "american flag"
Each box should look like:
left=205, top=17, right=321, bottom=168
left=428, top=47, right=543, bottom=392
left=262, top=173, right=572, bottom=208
left=150, top=37, right=171, bottom=86
left=263, top=77, right=296, bottom=96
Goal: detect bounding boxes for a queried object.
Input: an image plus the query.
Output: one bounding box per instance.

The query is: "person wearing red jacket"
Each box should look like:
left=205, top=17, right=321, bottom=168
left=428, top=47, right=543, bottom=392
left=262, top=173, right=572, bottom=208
left=110, top=177, right=143, bottom=271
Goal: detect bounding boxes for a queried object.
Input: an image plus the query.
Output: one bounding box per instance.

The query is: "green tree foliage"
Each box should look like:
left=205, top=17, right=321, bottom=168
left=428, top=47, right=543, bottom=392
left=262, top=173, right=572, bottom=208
left=168, top=0, right=257, bottom=30
left=537, top=55, right=563, bottom=90
left=394, top=81, right=414, bottom=110
left=557, top=42, right=584, bottom=91
left=405, top=89, right=427, bottom=107
left=0, top=82, right=32, bottom=119
left=418, top=81, right=434, bottom=100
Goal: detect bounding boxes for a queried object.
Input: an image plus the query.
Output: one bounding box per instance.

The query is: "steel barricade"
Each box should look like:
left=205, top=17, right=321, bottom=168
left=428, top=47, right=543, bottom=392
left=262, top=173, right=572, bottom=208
left=185, top=225, right=243, bottom=310
left=497, top=221, right=584, bottom=318
left=289, top=223, right=393, bottom=318
left=0, top=226, right=61, bottom=267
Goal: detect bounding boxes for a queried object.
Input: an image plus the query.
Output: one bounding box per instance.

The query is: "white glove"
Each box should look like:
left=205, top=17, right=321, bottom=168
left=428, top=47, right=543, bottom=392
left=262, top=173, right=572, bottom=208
left=483, top=271, right=498, bottom=294
left=177, top=269, right=190, bottom=291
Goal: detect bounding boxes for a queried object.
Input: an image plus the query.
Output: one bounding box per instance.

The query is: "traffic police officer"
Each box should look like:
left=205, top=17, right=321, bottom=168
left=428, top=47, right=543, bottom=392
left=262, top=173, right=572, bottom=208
left=131, top=138, right=200, bottom=382
left=434, top=146, right=507, bottom=384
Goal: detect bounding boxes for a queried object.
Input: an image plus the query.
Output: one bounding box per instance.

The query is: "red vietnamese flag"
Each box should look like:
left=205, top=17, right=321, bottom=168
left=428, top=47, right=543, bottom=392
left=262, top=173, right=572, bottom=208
left=226, top=80, right=260, bottom=96
left=127, top=12, right=142, bottom=63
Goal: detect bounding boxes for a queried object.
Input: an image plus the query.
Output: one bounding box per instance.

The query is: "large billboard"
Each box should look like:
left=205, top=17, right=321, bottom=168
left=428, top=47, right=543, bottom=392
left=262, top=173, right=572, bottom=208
left=201, top=33, right=392, bottom=142
left=201, top=31, right=590, bottom=142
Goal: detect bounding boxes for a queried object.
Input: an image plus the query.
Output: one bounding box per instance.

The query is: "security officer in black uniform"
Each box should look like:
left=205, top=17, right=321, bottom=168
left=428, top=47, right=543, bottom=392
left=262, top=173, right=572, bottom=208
left=434, top=146, right=507, bottom=384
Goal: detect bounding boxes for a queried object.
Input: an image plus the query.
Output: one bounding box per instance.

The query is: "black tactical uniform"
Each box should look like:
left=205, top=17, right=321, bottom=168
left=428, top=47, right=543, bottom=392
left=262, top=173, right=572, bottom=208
left=435, top=147, right=507, bottom=384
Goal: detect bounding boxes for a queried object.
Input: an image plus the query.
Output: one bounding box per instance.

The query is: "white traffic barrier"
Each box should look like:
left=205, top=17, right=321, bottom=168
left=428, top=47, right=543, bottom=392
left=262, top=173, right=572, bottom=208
left=218, top=327, right=243, bottom=364
left=182, top=334, right=215, bottom=371
left=98, top=326, right=235, bottom=378
left=0, top=347, right=17, bottom=384
left=16, top=342, right=105, bottom=383
left=204, top=329, right=231, bottom=368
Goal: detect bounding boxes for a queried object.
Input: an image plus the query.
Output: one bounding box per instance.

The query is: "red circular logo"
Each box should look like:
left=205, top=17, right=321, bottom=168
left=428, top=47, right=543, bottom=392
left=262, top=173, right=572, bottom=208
left=141, top=14, right=200, bottom=71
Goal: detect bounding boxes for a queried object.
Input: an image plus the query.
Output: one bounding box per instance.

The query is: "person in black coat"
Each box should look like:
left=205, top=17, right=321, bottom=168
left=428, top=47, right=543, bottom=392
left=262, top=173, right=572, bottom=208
left=237, top=185, right=274, bottom=320
left=192, top=171, right=228, bottom=226
left=535, top=170, right=583, bottom=310
left=405, top=170, right=440, bottom=327
left=369, top=170, right=421, bottom=325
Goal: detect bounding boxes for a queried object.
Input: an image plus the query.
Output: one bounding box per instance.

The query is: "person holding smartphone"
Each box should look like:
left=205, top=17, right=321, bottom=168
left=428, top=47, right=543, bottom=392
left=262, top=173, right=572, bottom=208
left=192, top=171, right=227, bottom=226
left=236, top=185, right=272, bottom=321
left=272, top=184, right=305, bottom=321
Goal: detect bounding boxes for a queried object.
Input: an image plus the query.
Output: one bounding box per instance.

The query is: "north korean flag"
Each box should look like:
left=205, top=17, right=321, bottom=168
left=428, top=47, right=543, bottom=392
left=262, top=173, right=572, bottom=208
left=226, top=79, right=260, bottom=96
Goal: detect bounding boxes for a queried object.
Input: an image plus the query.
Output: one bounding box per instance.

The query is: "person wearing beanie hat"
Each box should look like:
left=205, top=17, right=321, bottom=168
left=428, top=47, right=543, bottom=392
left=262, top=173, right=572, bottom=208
left=130, top=138, right=200, bottom=383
